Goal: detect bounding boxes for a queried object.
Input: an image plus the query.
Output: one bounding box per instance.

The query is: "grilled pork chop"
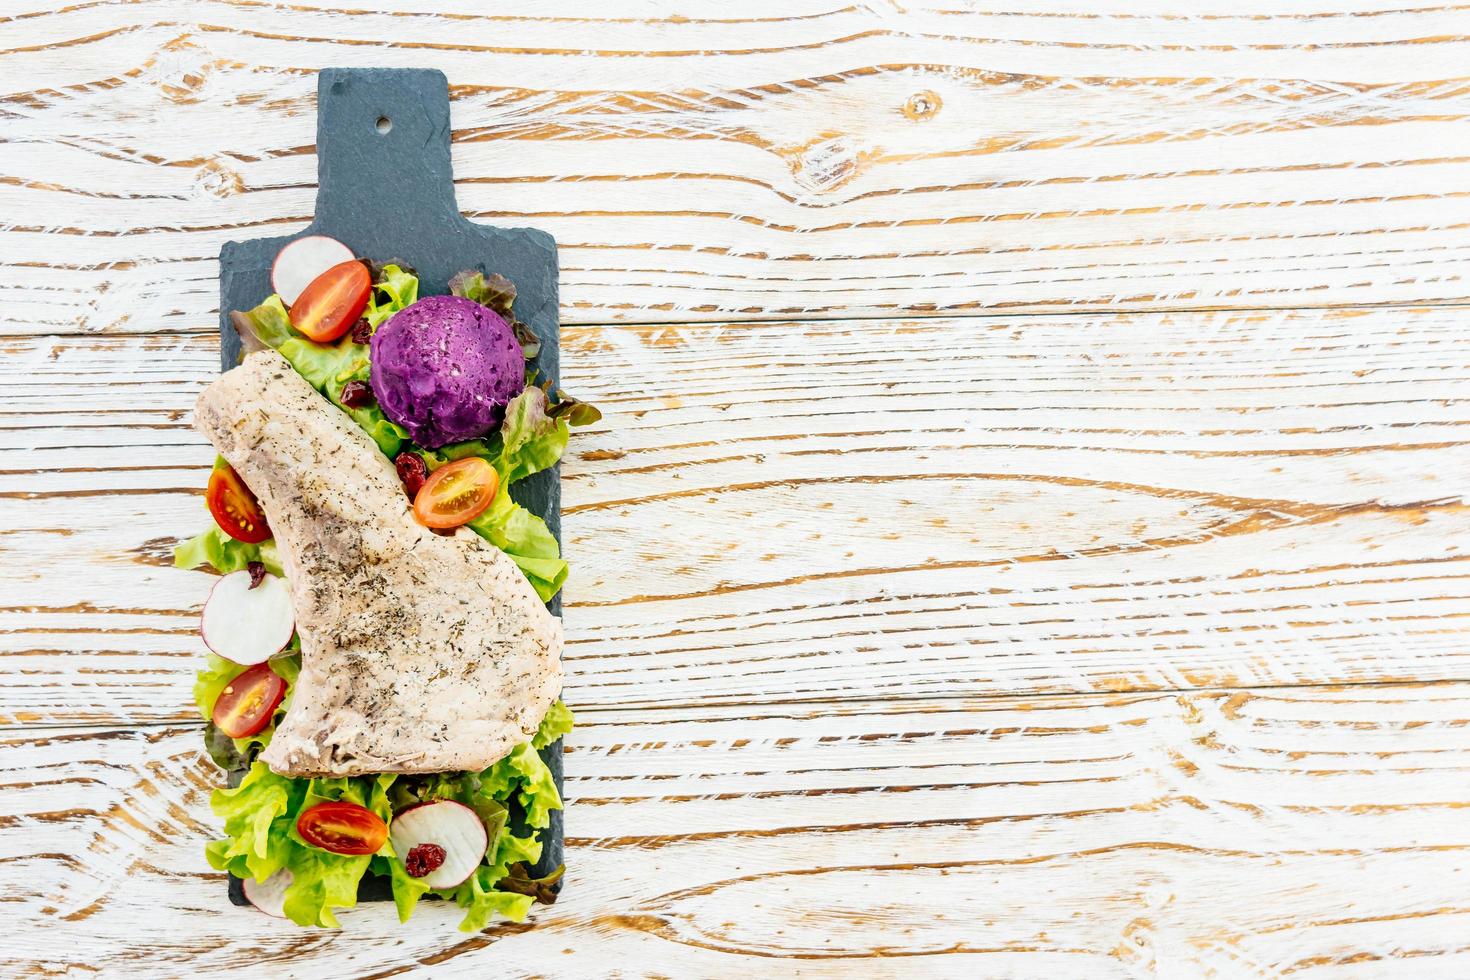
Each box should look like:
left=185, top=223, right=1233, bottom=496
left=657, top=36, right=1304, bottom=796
left=194, top=349, right=563, bottom=777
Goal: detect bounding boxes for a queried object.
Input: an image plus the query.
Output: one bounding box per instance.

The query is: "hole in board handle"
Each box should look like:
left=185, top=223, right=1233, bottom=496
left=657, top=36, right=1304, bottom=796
left=376, top=116, right=392, bottom=134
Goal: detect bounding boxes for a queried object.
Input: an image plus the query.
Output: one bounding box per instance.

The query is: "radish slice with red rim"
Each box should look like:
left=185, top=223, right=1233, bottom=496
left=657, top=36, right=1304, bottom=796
left=201, top=569, right=294, bottom=666
left=389, top=800, right=487, bottom=890
left=271, top=235, right=355, bottom=305
left=243, top=868, right=293, bottom=917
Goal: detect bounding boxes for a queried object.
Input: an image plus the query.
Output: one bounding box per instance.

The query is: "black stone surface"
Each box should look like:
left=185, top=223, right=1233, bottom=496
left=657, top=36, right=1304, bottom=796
left=216, top=67, right=563, bottom=910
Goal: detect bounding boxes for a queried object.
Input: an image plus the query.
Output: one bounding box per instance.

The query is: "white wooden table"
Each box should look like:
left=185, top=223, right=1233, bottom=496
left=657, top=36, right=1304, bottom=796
left=4, top=2, right=1470, bottom=976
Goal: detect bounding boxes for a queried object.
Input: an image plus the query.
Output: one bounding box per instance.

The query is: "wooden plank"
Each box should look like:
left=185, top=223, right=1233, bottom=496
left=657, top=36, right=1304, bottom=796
left=3, top=1, right=1469, bottom=332
left=4, top=306, right=1470, bottom=725
left=3, top=684, right=1469, bottom=976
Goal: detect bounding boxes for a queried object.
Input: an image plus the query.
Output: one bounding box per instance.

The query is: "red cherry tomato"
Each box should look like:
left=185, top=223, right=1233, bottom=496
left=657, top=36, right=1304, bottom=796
left=206, top=462, right=271, bottom=544
left=297, top=801, right=389, bottom=856
left=211, top=662, right=287, bottom=739
left=289, top=260, right=371, bottom=342
left=413, top=457, right=499, bottom=529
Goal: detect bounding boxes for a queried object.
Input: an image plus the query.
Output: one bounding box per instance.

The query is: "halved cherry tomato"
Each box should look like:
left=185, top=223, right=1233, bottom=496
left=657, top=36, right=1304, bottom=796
left=289, top=259, right=371, bottom=342
left=297, top=801, right=388, bottom=856
left=413, top=457, right=499, bottom=529
left=212, top=662, right=287, bottom=739
left=206, top=462, right=271, bottom=544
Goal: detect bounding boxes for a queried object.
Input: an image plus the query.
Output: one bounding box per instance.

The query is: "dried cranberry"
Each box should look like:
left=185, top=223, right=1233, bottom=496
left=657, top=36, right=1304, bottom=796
left=246, top=560, right=267, bottom=590
left=395, top=451, right=428, bottom=500
left=404, top=842, right=446, bottom=878
left=349, top=317, right=373, bottom=344
left=339, top=380, right=374, bottom=408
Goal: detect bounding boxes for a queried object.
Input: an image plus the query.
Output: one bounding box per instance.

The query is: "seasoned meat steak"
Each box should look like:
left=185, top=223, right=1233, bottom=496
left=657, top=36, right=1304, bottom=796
left=194, top=350, right=563, bottom=777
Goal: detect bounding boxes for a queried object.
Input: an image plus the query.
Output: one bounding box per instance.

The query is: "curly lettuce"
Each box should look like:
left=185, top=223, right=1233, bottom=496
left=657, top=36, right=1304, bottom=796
left=496, top=386, right=569, bottom=487
left=205, top=704, right=572, bottom=930
left=386, top=705, right=569, bottom=928
left=230, top=294, right=294, bottom=352
left=206, top=763, right=398, bottom=928
left=195, top=262, right=582, bottom=930
left=174, top=522, right=282, bottom=577
left=205, top=762, right=298, bottom=885
left=533, top=698, right=574, bottom=749
left=365, top=262, right=418, bottom=328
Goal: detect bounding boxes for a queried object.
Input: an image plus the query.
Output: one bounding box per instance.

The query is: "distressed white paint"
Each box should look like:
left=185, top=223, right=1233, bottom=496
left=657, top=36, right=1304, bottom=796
left=3, top=688, right=1469, bottom=976
left=3, top=307, right=1470, bottom=726
left=1, top=1, right=1469, bottom=331
left=2, top=1, right=1469, bottom=974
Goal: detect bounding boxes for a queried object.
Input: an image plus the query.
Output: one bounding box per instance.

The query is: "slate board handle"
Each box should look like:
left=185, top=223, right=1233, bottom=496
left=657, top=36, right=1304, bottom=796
left=313, top=68, right=460, bottom=235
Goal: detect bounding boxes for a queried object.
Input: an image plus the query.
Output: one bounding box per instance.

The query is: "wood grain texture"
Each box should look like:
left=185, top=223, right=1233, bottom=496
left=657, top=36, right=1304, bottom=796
left=5, top=2, right=1468, bottom=972
left=2, top=685, right=1468, bottom=978
left=5, top=304, right=1469, bottom=726
left=2, top=1, right=1470, bottom=331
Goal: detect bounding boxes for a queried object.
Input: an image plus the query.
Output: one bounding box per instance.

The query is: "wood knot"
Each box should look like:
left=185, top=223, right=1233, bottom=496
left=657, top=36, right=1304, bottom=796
left=193, top=158, right=244, bottom=200
left=1112, top=916, right=1157, bottom=965
left=150, top=36, right=212, bottom=105
left=793, top=135, right=860, bottom=195
left=903, top=90, right=942, bottom=121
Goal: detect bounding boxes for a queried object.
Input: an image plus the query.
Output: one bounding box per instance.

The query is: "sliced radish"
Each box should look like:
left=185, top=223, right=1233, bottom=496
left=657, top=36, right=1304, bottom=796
left=243, top=868, right=293, bottom=917
left=389, top=800, right=487, bottom=890
left=201, top=569, right=294, bottom=666
left=271, top=235, right=355, bottom=305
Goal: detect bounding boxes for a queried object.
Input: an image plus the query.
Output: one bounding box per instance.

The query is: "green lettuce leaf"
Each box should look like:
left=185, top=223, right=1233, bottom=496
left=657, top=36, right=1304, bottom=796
left=470, top=797, right=511, bottom=864
left=493, top=828, right=545, bottom=875
left=387, top=854, right=434, bottom=922
left=467, top=491, right=568, bottom=601
left=419, top=437, right=500, bottom=472
left=205, top=761, right=301, bottom=884
left=449, top=866, right=535, bottom=932
left=229, top=294, right=296, bottom=352
left=417, top=396, right=576, bottom=599
left=546, top=388, right=602, bottom=428
left=420, top=384, right=568, bottom=487
left=534, top=699, right=574, bottom=749
left=203, top=722, right=246, bottom=772
left=497, top=386, right=569, bottom=486
left=416, top=387, right=575, bottom=599
left=174, top=525, right=282, bottom=577
left=274, top=334, right=356, bottom=390
left=448, top=269, right=516, bottom=318
left=281, top=848, right=372, bottom=928
left=283, top=768, right=398, bottom=927
left=498, top=862, right=565, bottom=905
left=280, top=769, right=393, bottom=922
left=193, top=653, right=240, bottom=722
left=481, top=742, right=562, bottom=831
left=207, top=763, right=397, bottom=929
left=418, top=388, right=572, bottom=599
left=365, top=263, right=419, bottom=328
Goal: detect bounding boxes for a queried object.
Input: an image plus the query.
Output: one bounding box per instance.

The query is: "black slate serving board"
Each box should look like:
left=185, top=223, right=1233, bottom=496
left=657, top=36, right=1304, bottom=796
left=216, top=67, right=564, bottom=909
